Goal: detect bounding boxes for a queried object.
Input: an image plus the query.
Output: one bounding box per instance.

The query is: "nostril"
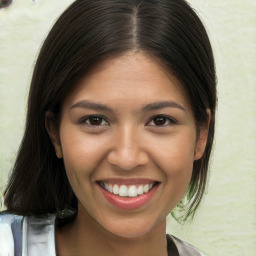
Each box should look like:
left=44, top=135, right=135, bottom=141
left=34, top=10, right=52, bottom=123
left=107, top=151, right=149, bottom=171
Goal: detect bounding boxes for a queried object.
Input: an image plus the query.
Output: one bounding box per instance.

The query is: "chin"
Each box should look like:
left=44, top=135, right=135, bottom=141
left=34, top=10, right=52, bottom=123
left=109, top=226, right=152, bottom=239
left=100, top=216, right=162, bottom=239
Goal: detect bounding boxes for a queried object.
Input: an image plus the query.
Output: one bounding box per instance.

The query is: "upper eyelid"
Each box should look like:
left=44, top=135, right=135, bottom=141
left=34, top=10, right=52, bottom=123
left=146, top=115, right=178, bottom=125
left=77, top=114, right=177, bottom=126
left=77, top=114, right=110, bottom=125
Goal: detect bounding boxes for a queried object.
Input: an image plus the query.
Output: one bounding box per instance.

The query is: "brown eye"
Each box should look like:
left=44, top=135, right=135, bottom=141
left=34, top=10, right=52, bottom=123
left=88, top=116, right=103, bottom=125
left=147, top=115, right=177, bottom=127
left=85, top=115, right=109, bottom=126
left=153, top=116, right=168, bottom=126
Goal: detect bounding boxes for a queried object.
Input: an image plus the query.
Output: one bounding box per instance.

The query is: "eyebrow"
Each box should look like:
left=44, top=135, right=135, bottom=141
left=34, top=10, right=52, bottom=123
left=70, top=100, right=186, bottom=112
left=71, top=100, right=114, bottom=112
left=141, top=101, right=186, bottom=112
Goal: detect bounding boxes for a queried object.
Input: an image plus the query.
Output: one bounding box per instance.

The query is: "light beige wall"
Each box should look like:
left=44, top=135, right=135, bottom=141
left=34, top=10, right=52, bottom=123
left=0, top=1, right=255, bottom=255
left=167, top=1, right=256, bottom=255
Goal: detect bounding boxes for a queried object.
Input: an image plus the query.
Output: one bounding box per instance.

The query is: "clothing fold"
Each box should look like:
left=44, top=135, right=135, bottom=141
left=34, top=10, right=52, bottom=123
left=0, top=212, right=205, bottom=256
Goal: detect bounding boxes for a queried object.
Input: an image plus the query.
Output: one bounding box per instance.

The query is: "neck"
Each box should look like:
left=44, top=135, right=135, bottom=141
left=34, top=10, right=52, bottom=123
left=56, top=208, right=168, bottom=256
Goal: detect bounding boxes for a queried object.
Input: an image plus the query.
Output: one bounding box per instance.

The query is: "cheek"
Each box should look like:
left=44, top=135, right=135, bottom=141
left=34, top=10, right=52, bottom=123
left=152, top=131, right=196, bottom=200
left=59, top=128, right=109, bottom=187
left=61, top=127, right=104, bottom=163
left=154, top=131, right=196, bottom=173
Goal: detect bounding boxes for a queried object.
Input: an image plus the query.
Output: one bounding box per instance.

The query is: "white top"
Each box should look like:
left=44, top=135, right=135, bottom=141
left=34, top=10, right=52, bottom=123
left=0, top=213, right=205, bottom=256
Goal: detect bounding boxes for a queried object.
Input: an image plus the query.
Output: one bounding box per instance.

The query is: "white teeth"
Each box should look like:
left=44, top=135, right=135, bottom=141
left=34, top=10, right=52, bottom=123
left=119, top=185, right=128, bottom=196
left=128, top=185, right=137, bottom=197
left=113, top=184, right=119, bottom=195
left=100, top=182, right=156, bottom=197
left=143, top=184, right=149, bottom=193
left=137, top=185, right=144, bottom=195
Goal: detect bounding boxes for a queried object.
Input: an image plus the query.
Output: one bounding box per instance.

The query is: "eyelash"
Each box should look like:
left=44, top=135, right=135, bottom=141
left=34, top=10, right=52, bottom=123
left=78, top=115, right=110, bottom=127
left=146, top=115, right=177, bottom=127
left=78, top=115, right=177, bottom=128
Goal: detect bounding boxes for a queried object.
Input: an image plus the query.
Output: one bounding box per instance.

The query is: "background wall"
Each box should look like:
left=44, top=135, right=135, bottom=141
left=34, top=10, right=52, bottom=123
left=0, top=1, right=255, bottom=255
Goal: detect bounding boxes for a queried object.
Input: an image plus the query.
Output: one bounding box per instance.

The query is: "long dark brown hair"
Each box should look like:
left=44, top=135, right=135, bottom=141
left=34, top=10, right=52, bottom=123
left=4, top=0, right=216, bottom=222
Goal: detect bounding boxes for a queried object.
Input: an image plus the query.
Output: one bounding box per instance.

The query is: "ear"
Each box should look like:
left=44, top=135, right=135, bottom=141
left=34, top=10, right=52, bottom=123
left=194, top=109, right=211, bottom=160
left=45, top=111, right=63, bottom=158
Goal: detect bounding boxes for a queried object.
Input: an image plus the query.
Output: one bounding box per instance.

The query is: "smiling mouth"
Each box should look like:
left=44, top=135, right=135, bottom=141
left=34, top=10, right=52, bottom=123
left=98, top=181, right=159, bottom=198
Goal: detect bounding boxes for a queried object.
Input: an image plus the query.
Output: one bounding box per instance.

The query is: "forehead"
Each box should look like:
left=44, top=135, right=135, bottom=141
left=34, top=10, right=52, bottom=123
left=62, top=51, right=190, bottom=111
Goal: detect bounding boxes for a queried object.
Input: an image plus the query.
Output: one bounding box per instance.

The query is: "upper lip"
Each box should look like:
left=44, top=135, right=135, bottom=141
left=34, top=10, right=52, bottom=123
left=96, top=178, right=160, bottom=185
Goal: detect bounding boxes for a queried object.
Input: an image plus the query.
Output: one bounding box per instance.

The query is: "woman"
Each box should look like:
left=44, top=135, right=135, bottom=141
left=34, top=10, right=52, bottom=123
left=0, top=0, right=216, bottom=255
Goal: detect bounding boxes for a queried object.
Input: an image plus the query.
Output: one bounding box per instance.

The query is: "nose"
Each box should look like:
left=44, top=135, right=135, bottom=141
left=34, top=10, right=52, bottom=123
left=107, top=126, right=149, bottom=171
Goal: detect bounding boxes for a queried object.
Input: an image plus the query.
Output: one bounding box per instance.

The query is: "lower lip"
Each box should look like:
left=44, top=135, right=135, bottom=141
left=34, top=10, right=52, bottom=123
left=98, top=183, right=159, bottom=210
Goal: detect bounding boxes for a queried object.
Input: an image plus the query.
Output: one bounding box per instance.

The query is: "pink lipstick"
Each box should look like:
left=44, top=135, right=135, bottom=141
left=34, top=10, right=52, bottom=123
left=97, top=181, right=159, bottom=210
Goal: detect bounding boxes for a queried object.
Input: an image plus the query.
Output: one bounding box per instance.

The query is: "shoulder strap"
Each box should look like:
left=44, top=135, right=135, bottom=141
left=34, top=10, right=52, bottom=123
left=25, top=215, right=56, bottom=256
left=168, top=235, right=206, bottom=256
left=11, top=215, right=24, bottom=256
left=0, top=212, right=24, bottom=256
left=167, top=234, right=179, bottom=256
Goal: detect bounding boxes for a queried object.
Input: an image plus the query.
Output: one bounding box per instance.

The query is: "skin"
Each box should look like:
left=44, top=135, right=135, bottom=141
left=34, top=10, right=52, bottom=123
left=47, top=51, right=209, bottom=256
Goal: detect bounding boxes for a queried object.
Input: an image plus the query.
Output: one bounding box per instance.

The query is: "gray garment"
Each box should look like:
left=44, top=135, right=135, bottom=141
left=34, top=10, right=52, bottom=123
left=0, top=213, right=205, bottom=256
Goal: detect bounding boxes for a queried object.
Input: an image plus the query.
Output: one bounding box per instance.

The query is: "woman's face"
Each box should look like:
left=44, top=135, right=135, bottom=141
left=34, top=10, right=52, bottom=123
left=50, top=52, right=208, bottom=238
